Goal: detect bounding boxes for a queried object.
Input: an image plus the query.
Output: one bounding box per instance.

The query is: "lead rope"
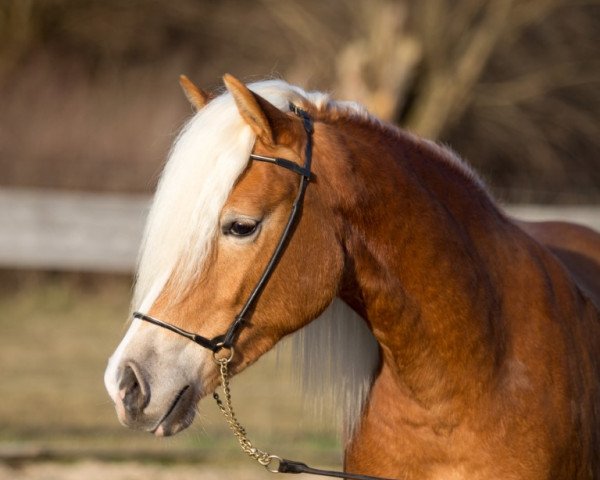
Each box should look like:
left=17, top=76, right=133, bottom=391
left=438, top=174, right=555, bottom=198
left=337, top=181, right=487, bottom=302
left=212, top=349, right=397, bottom=480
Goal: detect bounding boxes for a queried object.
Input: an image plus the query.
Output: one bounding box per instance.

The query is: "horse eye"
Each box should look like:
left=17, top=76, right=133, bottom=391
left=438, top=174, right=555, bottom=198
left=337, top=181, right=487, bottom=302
left=228, top=220, right=259, bottom=237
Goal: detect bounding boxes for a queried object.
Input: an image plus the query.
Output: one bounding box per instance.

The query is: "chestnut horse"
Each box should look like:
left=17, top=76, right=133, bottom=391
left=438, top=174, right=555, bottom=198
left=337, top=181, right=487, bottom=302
left=104, top=74, right=600, bottom=479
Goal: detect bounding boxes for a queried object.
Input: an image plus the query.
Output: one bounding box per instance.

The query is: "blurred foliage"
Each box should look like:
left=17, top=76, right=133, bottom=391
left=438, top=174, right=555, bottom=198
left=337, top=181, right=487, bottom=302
left=0, top=0, right=598, bottom=202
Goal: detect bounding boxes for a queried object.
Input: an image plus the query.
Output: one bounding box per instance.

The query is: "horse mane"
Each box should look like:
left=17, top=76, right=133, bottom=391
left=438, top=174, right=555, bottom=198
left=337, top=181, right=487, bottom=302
left=288, top=298, right=380, bottom=442
left=134, top=77, right=487, bottom=442
left=134, top=80, right=307, bottom=309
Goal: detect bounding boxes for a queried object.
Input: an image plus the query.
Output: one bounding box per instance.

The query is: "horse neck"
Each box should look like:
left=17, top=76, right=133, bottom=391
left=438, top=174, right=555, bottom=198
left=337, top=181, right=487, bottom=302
left=316, top=118, right=512, bottom=409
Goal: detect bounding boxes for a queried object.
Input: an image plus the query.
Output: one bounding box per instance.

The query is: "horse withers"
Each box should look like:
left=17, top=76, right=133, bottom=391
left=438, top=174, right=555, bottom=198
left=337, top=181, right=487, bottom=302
left=104, top=74, right=600, bottom=479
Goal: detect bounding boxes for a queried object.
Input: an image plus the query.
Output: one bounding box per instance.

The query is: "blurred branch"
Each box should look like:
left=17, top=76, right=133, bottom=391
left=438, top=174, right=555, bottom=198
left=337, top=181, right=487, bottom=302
left=334, top=1, right=421, bottom=120
left=405, top=0, right=514, bottom=139
left=474, top=63, right=600, bottom=107
left=507, top=0, right=593, bottom=33
left=259, top=0, right=338, bottom=57
left=543, top=98, right=600, bottom=140
left=503, top=104, right=566, bottom=178
left=259, top=0, right=342, bottom=84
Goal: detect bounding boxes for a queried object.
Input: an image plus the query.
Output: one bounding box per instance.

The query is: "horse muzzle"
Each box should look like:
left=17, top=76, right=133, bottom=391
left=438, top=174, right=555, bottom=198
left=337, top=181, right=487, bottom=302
left=109, top=360, right=198, bottom=436
left=104, top=318, right=209, bottom=437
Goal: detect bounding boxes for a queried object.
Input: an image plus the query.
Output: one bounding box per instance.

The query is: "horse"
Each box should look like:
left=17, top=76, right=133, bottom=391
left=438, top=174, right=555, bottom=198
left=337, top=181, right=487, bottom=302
left=104, top=74, right=600, bottom=479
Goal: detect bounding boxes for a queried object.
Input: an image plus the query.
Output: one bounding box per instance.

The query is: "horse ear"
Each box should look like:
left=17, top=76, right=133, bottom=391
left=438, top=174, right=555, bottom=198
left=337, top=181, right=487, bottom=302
left=179, top=75, right=210, bottom=111
left=223, top=73, right=287, bottom=146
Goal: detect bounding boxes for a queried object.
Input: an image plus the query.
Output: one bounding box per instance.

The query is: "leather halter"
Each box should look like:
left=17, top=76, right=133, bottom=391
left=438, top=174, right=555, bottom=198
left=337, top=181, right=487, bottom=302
left=133, top=103, right=314, bottom=353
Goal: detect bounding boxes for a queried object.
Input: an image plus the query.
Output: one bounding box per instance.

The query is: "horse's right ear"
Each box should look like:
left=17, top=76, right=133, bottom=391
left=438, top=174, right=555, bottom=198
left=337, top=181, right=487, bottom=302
left=223, top=73, right=290, bottom=147
left=179, top=75, right=210, bottom=111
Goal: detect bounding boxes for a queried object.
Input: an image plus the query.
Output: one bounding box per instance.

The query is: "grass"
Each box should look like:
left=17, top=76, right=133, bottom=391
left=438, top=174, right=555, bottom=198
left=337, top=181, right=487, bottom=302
left=0, top=273, right=341, bottom=465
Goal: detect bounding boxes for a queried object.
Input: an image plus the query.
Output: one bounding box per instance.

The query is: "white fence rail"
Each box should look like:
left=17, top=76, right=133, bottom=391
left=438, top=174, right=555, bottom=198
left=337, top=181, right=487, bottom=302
left=0, top=189, right=149, bottom=272
left=0, top=188, right=598, bottom=273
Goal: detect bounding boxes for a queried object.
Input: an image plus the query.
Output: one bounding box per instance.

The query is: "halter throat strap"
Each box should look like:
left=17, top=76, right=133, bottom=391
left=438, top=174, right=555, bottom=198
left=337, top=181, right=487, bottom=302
left=133, top=104, right=314, bottom=353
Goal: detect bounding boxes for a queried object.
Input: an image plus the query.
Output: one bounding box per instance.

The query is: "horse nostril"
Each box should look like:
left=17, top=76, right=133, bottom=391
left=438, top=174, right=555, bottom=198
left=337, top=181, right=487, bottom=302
left=118, top=363, right=150, bottom=417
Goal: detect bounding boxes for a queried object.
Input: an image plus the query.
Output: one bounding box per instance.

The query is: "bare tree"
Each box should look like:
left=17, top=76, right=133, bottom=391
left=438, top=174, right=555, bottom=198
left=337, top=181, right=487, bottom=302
left=264, top=0, right=600, bottom=200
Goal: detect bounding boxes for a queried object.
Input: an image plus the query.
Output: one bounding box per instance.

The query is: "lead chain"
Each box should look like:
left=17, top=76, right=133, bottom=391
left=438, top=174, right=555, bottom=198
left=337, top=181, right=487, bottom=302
left=213, top=353, right=281, bottom=472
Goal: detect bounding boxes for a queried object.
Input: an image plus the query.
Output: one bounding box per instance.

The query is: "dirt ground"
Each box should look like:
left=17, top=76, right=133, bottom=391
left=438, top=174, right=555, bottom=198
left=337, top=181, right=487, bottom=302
left=0, top=460, right=317, bottom=480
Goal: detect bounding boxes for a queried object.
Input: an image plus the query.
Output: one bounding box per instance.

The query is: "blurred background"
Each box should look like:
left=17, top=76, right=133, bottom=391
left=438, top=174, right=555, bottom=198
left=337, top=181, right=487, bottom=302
left=0, top=1, right=598, bottom=479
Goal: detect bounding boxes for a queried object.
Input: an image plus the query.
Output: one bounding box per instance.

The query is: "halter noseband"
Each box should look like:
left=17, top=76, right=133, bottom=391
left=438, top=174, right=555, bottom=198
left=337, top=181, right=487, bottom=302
left=133, top=103, right=314, bottom=353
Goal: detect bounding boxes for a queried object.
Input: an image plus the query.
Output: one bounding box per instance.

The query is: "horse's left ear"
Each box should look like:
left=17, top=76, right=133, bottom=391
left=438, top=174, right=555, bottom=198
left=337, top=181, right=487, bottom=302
left=223, top=73, right=289, bottom=146
left=179, top=75, right=210, bottom=111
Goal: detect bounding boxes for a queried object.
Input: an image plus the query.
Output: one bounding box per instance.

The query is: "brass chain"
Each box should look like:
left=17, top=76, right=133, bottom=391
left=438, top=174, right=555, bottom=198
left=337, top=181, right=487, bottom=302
left=212, top=348, right=282, bottom=473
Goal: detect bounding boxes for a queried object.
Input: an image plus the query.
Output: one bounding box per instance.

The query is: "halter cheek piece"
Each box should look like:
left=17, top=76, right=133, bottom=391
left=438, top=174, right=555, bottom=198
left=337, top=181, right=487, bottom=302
left=133, top=103, right=313, bottom=353
left=132, top=105, right=395, bottom=480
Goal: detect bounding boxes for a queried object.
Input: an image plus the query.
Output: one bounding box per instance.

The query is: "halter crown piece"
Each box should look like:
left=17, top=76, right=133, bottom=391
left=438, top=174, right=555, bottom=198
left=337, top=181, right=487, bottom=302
left=133, top=104, right=396, bottom=480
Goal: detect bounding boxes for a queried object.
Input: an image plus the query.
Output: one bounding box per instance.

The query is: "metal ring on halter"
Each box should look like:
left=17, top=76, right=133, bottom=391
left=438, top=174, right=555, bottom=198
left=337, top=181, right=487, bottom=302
left=262, top=454, right=283, bottom=473
left=212, top=344, right=235, bottom=364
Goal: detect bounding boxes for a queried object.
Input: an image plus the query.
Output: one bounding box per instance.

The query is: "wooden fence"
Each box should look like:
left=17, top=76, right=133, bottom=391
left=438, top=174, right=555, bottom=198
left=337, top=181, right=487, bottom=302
left=0, top=188, right=598, bottom=273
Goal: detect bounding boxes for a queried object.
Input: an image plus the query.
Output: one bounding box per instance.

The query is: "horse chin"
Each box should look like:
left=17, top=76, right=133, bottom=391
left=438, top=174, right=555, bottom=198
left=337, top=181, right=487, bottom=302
left=151, top=385, right=200, bottom=437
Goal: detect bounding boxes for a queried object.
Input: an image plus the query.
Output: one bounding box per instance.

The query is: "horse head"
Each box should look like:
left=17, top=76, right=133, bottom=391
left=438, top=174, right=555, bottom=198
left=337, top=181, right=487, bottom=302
left=104, top=75, right=351, bottom=437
